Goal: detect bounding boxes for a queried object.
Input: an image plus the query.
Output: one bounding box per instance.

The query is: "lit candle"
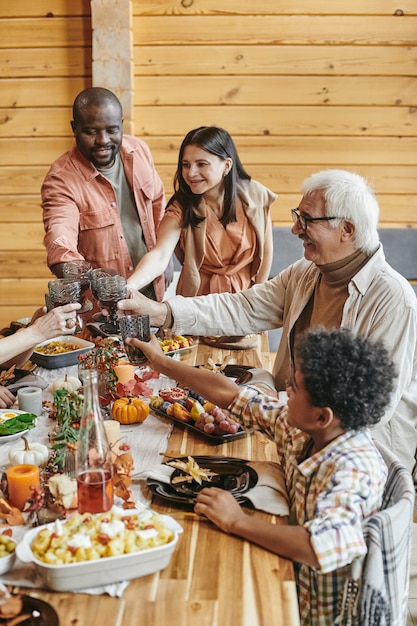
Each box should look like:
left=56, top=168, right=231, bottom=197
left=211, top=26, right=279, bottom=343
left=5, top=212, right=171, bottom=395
left=113, top=360, right=135, bottom=385
left=104, top=420, right=120, bottom=459
left=6, top=464, right=40, bottom=511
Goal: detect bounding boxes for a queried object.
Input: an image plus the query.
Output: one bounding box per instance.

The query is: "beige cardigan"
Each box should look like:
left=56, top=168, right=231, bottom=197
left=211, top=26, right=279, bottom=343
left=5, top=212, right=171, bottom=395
left=171, top=179, right=277, bottom=297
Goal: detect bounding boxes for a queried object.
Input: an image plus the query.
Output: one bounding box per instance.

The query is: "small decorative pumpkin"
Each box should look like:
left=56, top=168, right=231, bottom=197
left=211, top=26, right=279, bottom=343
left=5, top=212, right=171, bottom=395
left=111, top=397, right=150, bottom=425
left=9, top=436, right=49, bottom=467
left=51, top=374, right=82, bottom=393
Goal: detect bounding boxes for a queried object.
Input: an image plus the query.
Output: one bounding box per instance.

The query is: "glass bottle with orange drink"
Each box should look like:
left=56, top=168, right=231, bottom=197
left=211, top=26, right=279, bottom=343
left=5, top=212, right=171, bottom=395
left=76, top=369, right=114, bottom=514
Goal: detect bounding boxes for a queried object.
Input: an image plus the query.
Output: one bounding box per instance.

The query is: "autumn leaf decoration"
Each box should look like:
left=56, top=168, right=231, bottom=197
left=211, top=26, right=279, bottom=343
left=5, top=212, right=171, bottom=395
left=115, top=369, right=159, bottom=399
left=0, top=498, right=24, bottom=526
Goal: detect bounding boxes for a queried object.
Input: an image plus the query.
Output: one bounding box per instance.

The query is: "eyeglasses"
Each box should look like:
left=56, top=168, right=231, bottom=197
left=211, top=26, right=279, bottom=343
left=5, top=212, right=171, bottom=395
left=291, top=208, right=343, bottom=231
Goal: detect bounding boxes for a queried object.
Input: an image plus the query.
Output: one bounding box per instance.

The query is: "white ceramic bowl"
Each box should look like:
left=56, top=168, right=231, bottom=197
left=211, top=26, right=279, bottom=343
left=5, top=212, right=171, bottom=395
left=16, top=514, right=183, bottom=591
left=31, top=336, right=94, bottom=369
left=0, top=538, right=17, bottom=574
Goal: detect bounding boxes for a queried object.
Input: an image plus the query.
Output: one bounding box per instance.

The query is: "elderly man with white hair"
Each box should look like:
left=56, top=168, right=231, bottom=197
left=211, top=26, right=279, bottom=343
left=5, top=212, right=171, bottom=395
left=119, top=169, right=417, bottom=473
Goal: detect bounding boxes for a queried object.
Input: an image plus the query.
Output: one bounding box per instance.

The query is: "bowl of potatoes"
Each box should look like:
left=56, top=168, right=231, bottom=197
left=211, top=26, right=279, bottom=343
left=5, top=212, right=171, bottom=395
left=15, top=508, right=183, bottom=591
left=0, top=535, right=17, bottom=575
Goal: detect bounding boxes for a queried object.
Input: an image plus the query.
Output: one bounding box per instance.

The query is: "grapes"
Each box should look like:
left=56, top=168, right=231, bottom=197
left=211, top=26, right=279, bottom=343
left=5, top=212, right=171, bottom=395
left=194, top=410, right=242, bottom=436
left=228, top=422, right=240, bottom=434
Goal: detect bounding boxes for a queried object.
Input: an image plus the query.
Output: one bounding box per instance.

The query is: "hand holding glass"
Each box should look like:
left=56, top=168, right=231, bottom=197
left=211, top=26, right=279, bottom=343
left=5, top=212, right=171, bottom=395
left=119, top=315, right=151, bottom=364
left=46, top=278, right=83, bottom=331
left=47, top=278, right=82, bottom=309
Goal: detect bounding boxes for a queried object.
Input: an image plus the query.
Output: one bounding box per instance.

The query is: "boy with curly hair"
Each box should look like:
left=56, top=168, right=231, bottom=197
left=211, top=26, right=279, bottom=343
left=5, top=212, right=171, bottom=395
left=129, top=327, right=396, bottom=625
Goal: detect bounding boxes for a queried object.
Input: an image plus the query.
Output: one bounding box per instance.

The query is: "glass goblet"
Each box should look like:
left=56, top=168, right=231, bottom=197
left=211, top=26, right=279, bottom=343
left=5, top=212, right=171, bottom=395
left=90, top=268, right=119, bottom=301
left=47, top=278, right=82, bottom=309
left=95, top=275, right=127, bottom=334
left=62, top=260, right=92, bottom=295
left=62, top=260, right=93, bottom=317
left=119, top=315, right=151, bottom=365
left=46, top=278, right=83, bottom=332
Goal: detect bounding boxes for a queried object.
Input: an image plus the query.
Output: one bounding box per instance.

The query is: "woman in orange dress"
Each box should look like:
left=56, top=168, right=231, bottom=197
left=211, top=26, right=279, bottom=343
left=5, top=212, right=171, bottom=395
left=127, top=126, right=276, bottom=298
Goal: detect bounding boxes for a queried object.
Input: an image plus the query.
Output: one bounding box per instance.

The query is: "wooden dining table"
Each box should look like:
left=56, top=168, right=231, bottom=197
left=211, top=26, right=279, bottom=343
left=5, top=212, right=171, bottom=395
left=7, top=334, right=301, bottom=626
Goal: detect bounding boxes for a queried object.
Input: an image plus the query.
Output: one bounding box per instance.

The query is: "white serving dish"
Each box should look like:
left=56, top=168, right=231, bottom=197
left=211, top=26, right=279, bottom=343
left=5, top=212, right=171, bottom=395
left=0, top=538, right=17, bottom=575
left=0, top=409, right=33, bottom=443
left=16, top=514, right=183, bottom=591
left=31, top=336, right=94, bottom=369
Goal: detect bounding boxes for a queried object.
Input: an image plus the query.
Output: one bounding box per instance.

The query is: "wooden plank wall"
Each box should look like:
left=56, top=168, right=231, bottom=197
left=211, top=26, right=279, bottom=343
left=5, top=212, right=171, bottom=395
left=0, top=0, right=416, bottom=329
left=132, top=0, right=417, bottom=226
left=0, top=1, right=92, bottom=327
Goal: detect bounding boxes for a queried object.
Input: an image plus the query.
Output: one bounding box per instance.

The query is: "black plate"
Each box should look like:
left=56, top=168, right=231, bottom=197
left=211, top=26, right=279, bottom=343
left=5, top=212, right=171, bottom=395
left=223, top=364, right=253, bottom=385
left=194, top=364, right=253, bottom=385
left=171, top=457, right=258, bottom=496
left=12, top=595, right=59, bottom=626
left=151, top=407, right=248, bottom=444
left=0, top=367, right=32, bottom=386
left=147, top=456, right=257, bottom=508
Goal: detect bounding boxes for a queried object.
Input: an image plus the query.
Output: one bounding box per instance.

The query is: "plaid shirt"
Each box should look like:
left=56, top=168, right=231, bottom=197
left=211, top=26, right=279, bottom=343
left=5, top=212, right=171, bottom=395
left=229, top=386, right=388, bottom=626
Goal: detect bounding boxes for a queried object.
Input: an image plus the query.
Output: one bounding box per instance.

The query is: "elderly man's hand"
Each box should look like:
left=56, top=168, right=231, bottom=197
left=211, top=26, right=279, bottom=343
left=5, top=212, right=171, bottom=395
left=117, top=289, right=168, bottom=328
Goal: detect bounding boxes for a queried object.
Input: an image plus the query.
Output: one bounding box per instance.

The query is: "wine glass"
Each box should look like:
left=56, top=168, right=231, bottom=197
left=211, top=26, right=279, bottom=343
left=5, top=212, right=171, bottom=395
left=46, top=278, right=83, bottom=332
left=47, top=278, right=82, bottom=309
left=62, top=260, right=93, bottom=317
left=95, top=275, right=127, bottom=334
left=62, top=260, right=92, bottom=295
left=90, top=268, right=119, bottom=324
left=90, top=268, right=119, bottom=301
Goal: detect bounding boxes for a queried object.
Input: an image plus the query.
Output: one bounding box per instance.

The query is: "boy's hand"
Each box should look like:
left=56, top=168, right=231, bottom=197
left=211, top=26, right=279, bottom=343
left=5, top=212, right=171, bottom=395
left=194, top=487, right=245, bottom=533
left=125, top=333, right=164, bottom=370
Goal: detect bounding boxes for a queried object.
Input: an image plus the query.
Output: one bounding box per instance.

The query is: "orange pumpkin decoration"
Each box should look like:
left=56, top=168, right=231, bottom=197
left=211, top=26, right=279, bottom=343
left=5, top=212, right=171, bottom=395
left=111, top=397, right=150, bottom=425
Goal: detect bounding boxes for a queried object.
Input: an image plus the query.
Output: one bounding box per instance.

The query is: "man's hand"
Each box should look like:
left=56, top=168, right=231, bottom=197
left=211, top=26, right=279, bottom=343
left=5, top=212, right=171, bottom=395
left=117, top=288, right=168, bottom=328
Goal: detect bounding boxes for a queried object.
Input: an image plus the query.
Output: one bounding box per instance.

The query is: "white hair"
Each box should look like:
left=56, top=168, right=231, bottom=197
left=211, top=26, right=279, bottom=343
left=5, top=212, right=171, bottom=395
left=301, top=170, right=380, bottom=254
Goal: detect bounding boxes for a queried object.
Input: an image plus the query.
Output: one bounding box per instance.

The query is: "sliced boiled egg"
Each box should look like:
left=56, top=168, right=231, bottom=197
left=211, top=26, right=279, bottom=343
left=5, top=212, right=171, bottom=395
left=0, top=411, right=20, bottom=423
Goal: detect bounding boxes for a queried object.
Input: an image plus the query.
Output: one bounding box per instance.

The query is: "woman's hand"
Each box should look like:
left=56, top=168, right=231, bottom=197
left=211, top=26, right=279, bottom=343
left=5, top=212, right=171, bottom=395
left=29, top=303, right=81, bottom=343
left=0, top=386, right=16, bottom=409
left=194, top=487, right=246, bottom=533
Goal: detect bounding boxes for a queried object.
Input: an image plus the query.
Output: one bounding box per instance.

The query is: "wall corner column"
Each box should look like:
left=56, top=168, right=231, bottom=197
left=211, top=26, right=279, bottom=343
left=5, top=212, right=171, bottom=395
left=90, top=0, right=134, bottom=134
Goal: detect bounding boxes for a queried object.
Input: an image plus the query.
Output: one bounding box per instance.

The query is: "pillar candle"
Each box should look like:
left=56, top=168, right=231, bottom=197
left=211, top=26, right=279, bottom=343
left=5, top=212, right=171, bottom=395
left=17, top=387, right=43, bottom=416
left=6, top=464, right=40, bottom=511
left=104, top=420, right=120, bottom=459
left=113, top=361, right=135, bottom=385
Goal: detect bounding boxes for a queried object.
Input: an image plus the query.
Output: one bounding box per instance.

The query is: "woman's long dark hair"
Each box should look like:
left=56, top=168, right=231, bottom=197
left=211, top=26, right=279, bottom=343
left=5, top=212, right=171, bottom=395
left=167, top=126, right=251, bottom=228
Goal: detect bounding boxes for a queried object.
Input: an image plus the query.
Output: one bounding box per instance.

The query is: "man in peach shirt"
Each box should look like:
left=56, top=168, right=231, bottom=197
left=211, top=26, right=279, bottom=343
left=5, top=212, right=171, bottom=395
left=42, top=87, right=169, bottom=302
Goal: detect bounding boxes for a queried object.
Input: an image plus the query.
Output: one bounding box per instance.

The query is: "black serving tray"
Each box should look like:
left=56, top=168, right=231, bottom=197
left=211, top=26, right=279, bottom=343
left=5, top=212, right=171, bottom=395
left=151, top=406, right=249, bottom=445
